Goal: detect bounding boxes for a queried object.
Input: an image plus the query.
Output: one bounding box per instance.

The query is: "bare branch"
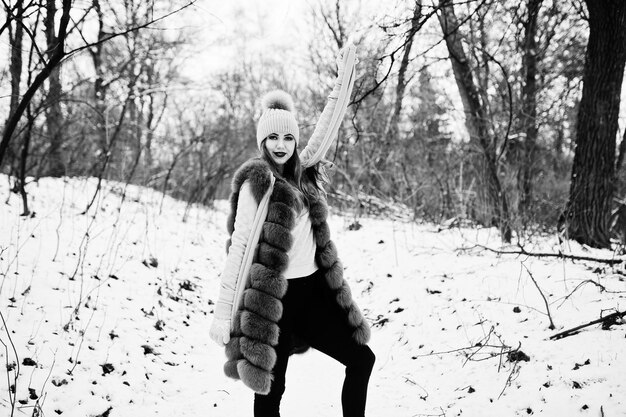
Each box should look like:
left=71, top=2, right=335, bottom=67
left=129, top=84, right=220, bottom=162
left=61, top=0, right=197, bottom=63
left=0, top=308, right=20, bottom=417
left=550, top=309, right=626, bottom=340
left=459, top=243, right=625, bottom=265
left=521, top=263, right=556, bottom=329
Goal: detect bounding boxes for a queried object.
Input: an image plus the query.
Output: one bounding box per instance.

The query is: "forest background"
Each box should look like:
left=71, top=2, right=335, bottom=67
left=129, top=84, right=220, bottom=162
left=1, top=0, right=626, bottom=248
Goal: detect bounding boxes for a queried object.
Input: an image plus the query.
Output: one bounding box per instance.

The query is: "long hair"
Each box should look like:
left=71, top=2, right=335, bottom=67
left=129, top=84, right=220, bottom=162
left=260, top=139, right=325, bottom=212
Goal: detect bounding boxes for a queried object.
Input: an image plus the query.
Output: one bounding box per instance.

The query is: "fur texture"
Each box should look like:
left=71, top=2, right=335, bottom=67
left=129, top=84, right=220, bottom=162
left=223, top=158, right=370, bottom=394
left=249, top=264, right=287, bottom=299
left=226, top=161, right=272, bottom=254
left=243, top=289, right=283, bottom=322
left=240, top=337, right=277, bottom=370
left=262, top=89, right=295, bottom=112
left=262, top=222, right=293, bottom=251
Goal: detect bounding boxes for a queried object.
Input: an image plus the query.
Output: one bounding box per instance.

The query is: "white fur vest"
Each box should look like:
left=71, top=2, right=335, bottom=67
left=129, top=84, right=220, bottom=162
left=223, top=158, right=371, bottom=394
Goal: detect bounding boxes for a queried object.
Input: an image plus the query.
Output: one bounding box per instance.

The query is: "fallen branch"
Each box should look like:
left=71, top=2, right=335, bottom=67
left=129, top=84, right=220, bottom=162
left=460, top=244, right=624, bottom=265
left=549, top=309, right=626, bottom=340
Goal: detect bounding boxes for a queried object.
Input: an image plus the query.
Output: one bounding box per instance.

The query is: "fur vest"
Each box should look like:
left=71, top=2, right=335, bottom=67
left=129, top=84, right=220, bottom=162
left=223, top=158, right=370, bottom=394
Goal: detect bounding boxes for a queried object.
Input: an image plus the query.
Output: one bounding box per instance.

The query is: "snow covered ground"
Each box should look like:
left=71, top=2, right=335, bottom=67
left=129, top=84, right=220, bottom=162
left=1, top=175, right=624, bottom=417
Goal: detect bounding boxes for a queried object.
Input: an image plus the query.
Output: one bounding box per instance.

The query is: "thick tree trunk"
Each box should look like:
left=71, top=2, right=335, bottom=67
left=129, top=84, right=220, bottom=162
left=518, top=0, right=542, bottom=219
left=564, top=0, right=626, bottom=248
left=438, top=0, right=511, bottom=242
left=45, top=0, right=66, bottom=177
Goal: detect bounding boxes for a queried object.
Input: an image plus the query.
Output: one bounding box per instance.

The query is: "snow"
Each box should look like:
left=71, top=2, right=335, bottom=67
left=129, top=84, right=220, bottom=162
left=1, top=175, right=624, bottom=417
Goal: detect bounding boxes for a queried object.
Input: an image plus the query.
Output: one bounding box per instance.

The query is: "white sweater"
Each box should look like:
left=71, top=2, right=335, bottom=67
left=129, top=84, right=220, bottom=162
left=283, top=207, right=318, bottom=278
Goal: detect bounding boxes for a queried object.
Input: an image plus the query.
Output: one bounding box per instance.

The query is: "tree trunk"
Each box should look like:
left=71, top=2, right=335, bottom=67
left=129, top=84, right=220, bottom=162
left=91, top=0, right=108, bottom=171
left=564, top=0, right=626, bottom=248
left=0, top=0, right=72, bottom=170
left=19, top=104, right=34, bottom=216
left=518, top=0, right=542, bottom=219
left=45, top=0, right=66, bottom=177
left=616, top=127, right=626, bottom=175
left=2, top=0, right=25, bottom=175
left=8, top=0, right=24, bottom=122
left=388, top=1, right=422, bottom=142
left=437, top=0, right=512, bottom=242
left=384, top=1, right=422, bottom=195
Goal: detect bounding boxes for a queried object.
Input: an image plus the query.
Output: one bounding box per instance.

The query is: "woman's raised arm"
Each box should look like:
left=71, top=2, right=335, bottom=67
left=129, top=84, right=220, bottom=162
left=300, top=44, right=357, bottom=168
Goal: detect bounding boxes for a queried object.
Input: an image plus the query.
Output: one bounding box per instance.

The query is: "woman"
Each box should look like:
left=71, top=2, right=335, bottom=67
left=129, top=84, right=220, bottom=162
left=210, top=44, right=374, bottom=417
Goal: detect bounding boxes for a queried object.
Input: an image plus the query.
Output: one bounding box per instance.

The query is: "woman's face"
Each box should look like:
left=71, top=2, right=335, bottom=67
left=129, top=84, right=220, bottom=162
left=264, top=132, right=296, bottom=166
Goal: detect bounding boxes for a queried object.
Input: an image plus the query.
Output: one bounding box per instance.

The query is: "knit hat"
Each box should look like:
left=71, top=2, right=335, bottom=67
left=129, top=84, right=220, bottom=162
left=256, top=90, right=300, bottom=150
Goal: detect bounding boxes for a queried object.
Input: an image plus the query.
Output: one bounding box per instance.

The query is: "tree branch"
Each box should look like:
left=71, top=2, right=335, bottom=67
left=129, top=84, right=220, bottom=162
left=61, top=0, right=197, bottom=63
left=549, top=309, right=626, bottom=340
left=0, top=0, right=71, bottom=169
left=0, top=0, right=197, bottom=171
left=521, top=263, right=556, bottom=329
left=460, top=243, right=624, bottom=265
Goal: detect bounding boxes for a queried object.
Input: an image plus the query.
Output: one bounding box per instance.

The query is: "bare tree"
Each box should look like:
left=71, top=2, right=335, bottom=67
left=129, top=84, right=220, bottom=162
left=44, top=0, right=66, bottom=176
left=517, top=0, right=542, bottom=219
left=437, top=0, right=512, bottom=242
left=6, top=0, right=30, bottom=215
left=7, top=0, right=24, bottom=123
left=90, top=0, right=108, bottom=162
left=387, top=1, right=422, bottom=143
left=0, top=0, right=72, bottom=170
left=0, top=0, right=196, bottom=171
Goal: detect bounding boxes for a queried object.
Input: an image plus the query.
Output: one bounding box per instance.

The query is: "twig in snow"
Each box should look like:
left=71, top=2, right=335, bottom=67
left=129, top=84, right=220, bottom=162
left=459, top=243, right=624, bottom=265
left=67, top=308, right=96, bottom=376
left=463, top=326, right=496, bottom=365
left=35, top=350, right=56, bottom=415
left=404, top=376, right=417, bottom=385
left=52, top=179, right=69, bottom=262
left=549, top=309, right=626, bottom=340
left=1, top=309, right=19, bottom=417
left=411, top=407, right=446, bottom=417
left=402, top=374, right=431, bottom=400
left=521, top=263, right=556, bottom=330
left=415, top=326, right=515, bottom=364
left=498, top=360, right=520, bottom=399
left=554, top=279, right=625, bottom=309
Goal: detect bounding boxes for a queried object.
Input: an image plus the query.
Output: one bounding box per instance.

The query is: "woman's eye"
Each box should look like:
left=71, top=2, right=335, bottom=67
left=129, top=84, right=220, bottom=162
left=268, top=135, right=277, bottom=140
left=285, top=136, right=294, bottom=141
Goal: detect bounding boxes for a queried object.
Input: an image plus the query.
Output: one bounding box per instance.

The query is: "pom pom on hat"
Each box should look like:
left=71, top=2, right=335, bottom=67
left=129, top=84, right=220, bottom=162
left=256, top=90, right=300, bottom=149
left=262, top=90, right=295, bottom=112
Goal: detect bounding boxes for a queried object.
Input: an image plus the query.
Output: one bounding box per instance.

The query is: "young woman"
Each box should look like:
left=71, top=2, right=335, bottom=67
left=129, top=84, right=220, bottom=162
left=210, top=45, right=374, bottom=417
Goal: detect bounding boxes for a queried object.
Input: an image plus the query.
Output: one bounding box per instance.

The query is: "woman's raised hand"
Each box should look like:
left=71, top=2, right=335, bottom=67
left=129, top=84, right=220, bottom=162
left=335, top=42, right=357, bottom=78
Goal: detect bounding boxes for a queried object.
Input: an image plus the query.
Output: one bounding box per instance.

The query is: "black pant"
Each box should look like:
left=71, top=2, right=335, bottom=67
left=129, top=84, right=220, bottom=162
left=254, top=269, right=375, bottom=417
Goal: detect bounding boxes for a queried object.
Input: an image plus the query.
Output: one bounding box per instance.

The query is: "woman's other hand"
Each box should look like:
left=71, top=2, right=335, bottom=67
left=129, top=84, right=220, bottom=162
left=210, top=317, right=231, bottom=346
